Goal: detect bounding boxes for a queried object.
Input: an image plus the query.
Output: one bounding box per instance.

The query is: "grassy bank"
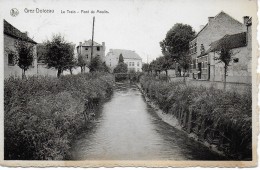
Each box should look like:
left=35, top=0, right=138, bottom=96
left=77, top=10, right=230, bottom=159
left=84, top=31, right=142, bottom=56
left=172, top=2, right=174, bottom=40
left=4, top=72, right=115, bottom=160
left=140, top=75, right=252, bottom=160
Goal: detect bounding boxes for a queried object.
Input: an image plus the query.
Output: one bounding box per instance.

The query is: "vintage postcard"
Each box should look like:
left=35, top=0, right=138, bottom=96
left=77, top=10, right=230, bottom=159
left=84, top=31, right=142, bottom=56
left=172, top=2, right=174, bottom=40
left=0, top=0, right=258, bottom=167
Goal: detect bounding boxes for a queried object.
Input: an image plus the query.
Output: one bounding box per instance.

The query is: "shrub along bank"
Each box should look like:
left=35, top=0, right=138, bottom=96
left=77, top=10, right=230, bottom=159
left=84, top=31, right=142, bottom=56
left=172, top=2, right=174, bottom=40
left=140, top=75, right=252, bottom=160
left=4, top=72, right=114, bottom=160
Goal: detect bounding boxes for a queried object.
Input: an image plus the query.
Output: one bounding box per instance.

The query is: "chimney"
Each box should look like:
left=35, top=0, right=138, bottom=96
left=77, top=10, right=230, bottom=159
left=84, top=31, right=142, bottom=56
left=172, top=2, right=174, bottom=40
left=199, top=25, right=204, bottom=30
left=79, top=42, right=82, bottom=46
left=243, top=16, right=249, bottom=24
left=24, top=31, right=28, bottom=37
left=208, top=17, right=214, bottom=23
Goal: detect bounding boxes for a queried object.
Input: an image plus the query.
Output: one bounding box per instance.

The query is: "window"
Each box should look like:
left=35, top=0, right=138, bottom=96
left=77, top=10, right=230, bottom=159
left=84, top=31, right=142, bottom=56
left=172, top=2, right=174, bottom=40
left=85, top=47, right=88, bottom=50
left=8, top=53, right=15, bottom=66
left=97, top=47, right=100, bottom=51
left=86, top=54, right=89, bottom=59
left=137, top=62, right=139, bottom=66
left=132, top=62, right=135, bottom=66
left=233, top=58, right=239, bottom=63
left=193, top=59, right=196, bottom=69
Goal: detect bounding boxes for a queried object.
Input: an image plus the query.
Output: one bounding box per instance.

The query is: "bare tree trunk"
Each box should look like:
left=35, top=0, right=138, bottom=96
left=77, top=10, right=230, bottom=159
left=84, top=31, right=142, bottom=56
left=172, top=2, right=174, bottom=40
left=183, top=69, right=186, bottom=83
left=70, top=68, right=73, bottom=75
left=22, top=69, right=26, bottom=79
left=224, top=65, right=227, bottom=91
left=57, top=68, right=62, bottom=78
left=165, top=70, right=168, bottom=82
left=81, top=66, right=83, bottom=73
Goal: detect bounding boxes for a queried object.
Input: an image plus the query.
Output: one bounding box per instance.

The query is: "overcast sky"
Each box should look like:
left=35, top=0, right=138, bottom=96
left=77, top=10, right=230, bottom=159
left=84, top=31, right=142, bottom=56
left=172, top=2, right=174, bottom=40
left=0, top=0, right=257, bottom=62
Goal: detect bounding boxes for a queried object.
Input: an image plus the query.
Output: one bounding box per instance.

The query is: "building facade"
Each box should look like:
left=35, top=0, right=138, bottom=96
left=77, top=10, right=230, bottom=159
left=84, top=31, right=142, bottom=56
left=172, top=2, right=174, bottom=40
left=189, top=11, right=249, bottom=82
left=4, top=20, right=37, bottom=78
left=76, top=40, right=105, bottom=64
left=105, top=49, right=142, bottom=72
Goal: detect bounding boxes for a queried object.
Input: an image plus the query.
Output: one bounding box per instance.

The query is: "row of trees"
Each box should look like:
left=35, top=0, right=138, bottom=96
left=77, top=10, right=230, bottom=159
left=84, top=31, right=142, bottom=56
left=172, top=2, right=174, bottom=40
left=142, top=23, right=196, bottom=81
left=143, top=23, right=236, bottom=88
left=15, top=34, right=109, bottom=78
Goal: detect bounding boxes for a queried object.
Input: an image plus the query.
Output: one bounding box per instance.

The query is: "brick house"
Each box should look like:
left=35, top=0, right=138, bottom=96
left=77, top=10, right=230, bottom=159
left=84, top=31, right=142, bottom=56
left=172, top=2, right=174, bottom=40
left=4, top=20, right=37, bottom=78
left=206, top=17, right=252, bottom=84
left=105, top=49, right=142, bottom=72
left=189, top=11, right=250, bottom=83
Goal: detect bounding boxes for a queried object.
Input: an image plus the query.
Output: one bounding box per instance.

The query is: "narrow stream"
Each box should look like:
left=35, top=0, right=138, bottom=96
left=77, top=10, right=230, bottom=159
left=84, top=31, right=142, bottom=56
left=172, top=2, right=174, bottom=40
left=71, top=83, right=225, bottom=160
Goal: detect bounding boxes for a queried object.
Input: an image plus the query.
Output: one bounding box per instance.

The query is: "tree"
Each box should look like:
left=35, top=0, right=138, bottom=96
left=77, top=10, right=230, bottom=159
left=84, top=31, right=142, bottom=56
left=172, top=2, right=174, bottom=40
left=89, top=56, right=104, bottom=72
left=160, top=23, right=195, bottom=80
left=156, top=56, right=174, bottom=81
left=77, top=54, right=87, bottom=73
left=118, top=53, right=124, bottom=63
left=66, top=58, right=77, bottom=75
left=215, top=47, right=235, bottom=90
left=102, top=62, right=110, bottom=73
left=15, top=40, right=34, bottom=78
left=142, top=63, right=150, bottom=73
left=44, top=34, right=74, bottom=77
left=113, top=62, right=128, bottom=73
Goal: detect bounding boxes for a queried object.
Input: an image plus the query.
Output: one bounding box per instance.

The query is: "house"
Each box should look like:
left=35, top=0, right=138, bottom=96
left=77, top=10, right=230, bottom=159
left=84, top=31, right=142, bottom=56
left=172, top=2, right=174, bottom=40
left=76, top=39, right=105, bottom=65
left=4, top=20, right=37, bottom=78
left=189, top=11, right=248, bottom=82
left=206, top=17, right=252, bottom=84
left=105, top=49, right=142, bottom=72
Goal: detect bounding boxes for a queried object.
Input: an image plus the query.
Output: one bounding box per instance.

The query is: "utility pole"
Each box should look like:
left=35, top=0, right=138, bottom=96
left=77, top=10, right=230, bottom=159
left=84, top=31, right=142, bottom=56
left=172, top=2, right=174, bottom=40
left=90, top=16, right=95, bottom=61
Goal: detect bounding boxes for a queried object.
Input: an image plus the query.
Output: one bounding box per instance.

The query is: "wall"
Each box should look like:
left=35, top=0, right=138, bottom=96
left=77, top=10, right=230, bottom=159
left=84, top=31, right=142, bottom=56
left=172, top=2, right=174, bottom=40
left=210, top=46, right=251, bottom=84
left=190, top=12, right=247, bottom=80
left=124, top=58, right=142, bottom=72
left=78, top=45, right=105, bottom=64
left=37, top=63, right=57, bottom=77
left=105, top=51, right=119, bottom=72
left=4, top=34, right=37, bottom=79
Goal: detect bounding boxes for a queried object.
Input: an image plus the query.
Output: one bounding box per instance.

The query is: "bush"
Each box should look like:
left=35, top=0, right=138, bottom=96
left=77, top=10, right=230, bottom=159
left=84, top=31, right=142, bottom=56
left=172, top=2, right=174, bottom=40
left=4, top=72, right=115, bottom=160
left=140, top=75, right=252, bottom=160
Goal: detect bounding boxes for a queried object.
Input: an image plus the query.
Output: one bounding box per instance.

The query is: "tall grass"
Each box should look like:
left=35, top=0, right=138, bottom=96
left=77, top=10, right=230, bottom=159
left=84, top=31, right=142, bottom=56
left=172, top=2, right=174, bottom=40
left=140, top=75, right=252, bottom=160
left=4, top=72, right=115, bottom=160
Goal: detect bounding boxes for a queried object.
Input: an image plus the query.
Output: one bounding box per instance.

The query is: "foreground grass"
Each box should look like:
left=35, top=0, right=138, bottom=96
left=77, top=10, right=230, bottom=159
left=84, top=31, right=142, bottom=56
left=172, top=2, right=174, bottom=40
left=4, top=72, right=115, bottom=160
left=140, top=75, right=252, bottom=160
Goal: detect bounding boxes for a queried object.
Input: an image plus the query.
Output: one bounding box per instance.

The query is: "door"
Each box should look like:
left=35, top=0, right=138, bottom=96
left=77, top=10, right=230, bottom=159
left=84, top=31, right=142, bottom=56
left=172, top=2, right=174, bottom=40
left=198, top=63, right=202, bottom=79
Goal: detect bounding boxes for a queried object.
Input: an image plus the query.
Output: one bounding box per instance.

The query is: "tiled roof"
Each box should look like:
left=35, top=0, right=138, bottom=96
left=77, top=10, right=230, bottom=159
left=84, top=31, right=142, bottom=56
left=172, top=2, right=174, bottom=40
left=192, top=11, right=243, bottom=40
left=4, top=19, right=37, bottom=44
left=206, top=32, right=247, bottom=53
left=107, top=49, right=142, bottom=60
left=80, top=39, right=102, bottom=47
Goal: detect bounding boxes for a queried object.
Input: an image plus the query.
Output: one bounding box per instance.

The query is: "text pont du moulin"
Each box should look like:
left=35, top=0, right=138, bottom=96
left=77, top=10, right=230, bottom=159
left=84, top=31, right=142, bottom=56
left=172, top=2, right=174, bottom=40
left=61, top=10, right=109, bottom=14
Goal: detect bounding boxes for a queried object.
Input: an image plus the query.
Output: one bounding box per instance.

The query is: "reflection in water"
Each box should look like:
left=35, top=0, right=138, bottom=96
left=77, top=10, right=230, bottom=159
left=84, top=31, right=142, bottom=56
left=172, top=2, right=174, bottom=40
left=71, top=83, right=225, bottom=160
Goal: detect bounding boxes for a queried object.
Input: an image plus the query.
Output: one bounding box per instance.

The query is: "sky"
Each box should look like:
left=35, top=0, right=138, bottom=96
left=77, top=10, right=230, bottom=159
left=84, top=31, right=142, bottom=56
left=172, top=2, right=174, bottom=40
left=0, top=0, right=257, bottom=62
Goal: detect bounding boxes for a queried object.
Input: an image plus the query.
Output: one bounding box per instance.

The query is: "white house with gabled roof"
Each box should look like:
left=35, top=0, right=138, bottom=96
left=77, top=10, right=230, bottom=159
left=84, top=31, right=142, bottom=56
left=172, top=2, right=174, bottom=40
left=105, top=49, right=142, bottom=72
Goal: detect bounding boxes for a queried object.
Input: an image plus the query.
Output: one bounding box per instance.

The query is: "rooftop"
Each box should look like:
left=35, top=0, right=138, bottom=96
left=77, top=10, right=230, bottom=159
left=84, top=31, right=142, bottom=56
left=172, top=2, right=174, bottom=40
left=78, top=39, right=103, bottom=47
left=4, top=20, right=37, bottom=44
left=192, top=11, right=244, bottom=40
left=107, top=49, right=142, bottom=60
left=206, top=32, right=247, bottom=53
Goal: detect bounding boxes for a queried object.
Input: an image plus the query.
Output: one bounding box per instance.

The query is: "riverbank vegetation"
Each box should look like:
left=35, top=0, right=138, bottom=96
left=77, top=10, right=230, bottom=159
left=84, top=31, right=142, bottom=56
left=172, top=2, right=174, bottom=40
left=140, top=75, right=252, bottom=160
left=4, top=72, right=114, bottom=160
